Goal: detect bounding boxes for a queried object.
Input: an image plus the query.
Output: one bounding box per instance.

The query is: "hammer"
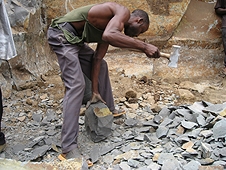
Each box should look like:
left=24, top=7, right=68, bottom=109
left=128, top=45, right=181, bottom=68
left=159, top=45, right=181, bottom=68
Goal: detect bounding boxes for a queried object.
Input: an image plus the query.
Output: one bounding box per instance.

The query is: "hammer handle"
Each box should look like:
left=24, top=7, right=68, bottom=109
left=127, top=49, right=171, bottom=59
left=160, top=52, right=170, bottom=59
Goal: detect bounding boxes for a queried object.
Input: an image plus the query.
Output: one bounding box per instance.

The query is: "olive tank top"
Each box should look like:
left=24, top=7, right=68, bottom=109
left=50, top=4, right=104, bottom=45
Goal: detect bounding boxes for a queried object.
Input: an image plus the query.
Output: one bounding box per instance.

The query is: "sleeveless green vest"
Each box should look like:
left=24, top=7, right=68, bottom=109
left=50, top=4, right=104, bottom=45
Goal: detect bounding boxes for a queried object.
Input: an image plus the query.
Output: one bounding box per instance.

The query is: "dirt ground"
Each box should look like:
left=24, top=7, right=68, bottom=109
left=9, top=46, right=225, bottom=114
left=41, top=56, right=226, bottom=108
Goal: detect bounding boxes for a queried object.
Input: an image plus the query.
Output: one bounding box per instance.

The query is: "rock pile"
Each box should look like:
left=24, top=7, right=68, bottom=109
left=85, top=101, right=226, bottom=170
left=0, top=76, right=226, bottom=170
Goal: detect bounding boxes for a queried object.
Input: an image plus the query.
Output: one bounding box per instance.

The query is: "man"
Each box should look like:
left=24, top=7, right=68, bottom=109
left=0, top=0, right=17, bottom=152
left=215, top=0, right=226, bottom=75
left=47, top=2, right=160, bottom=160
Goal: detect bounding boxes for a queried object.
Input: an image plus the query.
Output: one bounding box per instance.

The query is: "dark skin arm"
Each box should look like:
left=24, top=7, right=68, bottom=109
left=79, top=2, right=159, bottom=105
left=88, top=43, right=109, bottom=105
left=215, top=8, right=226, bottom=15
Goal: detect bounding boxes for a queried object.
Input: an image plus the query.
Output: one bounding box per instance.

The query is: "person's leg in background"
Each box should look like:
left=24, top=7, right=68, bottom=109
left=0, top=87, right=6, bottom=152
left=221, top=27, right=226, bottom=74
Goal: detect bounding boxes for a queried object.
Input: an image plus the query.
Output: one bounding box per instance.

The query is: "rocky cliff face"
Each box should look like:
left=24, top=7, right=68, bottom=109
left=0, top=0, right=221, bottom=97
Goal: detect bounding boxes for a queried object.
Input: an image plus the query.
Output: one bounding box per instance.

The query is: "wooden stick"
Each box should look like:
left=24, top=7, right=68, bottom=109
left=160, top=52, right=170, bottom=59
left=127, top=48, right=171, bottom=59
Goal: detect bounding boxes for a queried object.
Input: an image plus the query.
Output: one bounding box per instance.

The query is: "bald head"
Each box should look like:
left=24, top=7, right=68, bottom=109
left=124, top=9, right=150, bottom=37
left=131, top=9, right=150, bottom=26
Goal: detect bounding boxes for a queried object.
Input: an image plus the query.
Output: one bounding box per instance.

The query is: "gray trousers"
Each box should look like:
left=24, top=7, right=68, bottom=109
left=47, top=23, right=115, bottom=153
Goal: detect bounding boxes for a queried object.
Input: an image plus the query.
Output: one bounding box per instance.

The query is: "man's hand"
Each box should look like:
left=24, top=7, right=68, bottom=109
left=144, top=43, right=160, bottom=58
left=86, top=92, right=106, bottom=108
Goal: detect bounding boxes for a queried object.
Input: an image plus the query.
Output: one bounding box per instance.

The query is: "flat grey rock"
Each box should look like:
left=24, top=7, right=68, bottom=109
left=46, top=129, right=57, bottom=136
left=181, top=120, right=198, bottom=129
left=219, top=147, right=226, bottom=157
left=168, top=111, right=176, bottom=119
left=168, top=116, right=184, bottom=128
left=153, top=115, right=163, bottom=124
left=150, top=147, right=164, bottom=154
left=181, top=151, right=198, bottom=158
left=90, top=146, right=100, bottom=163
left=175, top=134, right=190, bottom=144
left=200, top=130, right=213, bottom=138
left=213, top=160, right=226, bottom=167
left=157, top=153, right=175, bottom=165
left=28, top=145, right=50, bottom=161
left=202, top=103, right=226, bottom=116
left=140, top=152, right=153, bottom=159
left=27, top=136, right=45, bottom=148
left=158, top=107, right=171, bottom=118
left=119, top=162, right=131, bottom=170
left=123, top=130, right=135, bottom=140
left=135, top=127, right=151, bottom=133
left=183, top=160, right=201, bottom=170
left=161, top=159, right=182, bottom=170
left=128, top=159, right=140, bottom=168
left=137, top=167, right=150, bottom=170
left=142, top=120, right=159, bottom=129
left=156, top=126, right=169, bottom=139
left=213, top=119, right=226, bottom=140
left=32, top=113, right=43, bottom=122
left=125, top=118, right=138, bottom=126
left=12, top=144, right=26, bottom=154
left=187, top=128, right=202, bottom=138
left=187, top=102, right=205, bottom=114
left=134, top=135, right=144, bottom=141
left=144, top=134, right=161, bottom=143
left=200, top=142, right=212, bottom=158
left=159, top=117, right=173, bottom=127
left=196, top=114, right=206, bottom=126
left=103, top=154, right=114, bottom=164
left=147, top=162, right=161, bottom=170
left=176, top=108, right=195, bottom=122
left=46, top=109, right=57, bottom=122
left=198, top=158, right=214, bottom=165
left=100, top=144, right=115, bottom=156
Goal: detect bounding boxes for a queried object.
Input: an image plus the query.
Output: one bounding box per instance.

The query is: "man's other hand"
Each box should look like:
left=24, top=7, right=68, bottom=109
left=86, top=92, right=106, bottom=108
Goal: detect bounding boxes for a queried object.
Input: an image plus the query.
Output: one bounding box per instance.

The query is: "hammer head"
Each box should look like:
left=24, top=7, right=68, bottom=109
left=168, top=45, right=181, bottom=68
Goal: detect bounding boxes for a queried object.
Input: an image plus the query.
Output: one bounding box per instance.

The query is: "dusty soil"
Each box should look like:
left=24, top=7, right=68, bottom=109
left=112, top=72, right=226, bottom=107
left=38, top=60, right=226, bottom=110
left=1, top=49, right=226, bottom=166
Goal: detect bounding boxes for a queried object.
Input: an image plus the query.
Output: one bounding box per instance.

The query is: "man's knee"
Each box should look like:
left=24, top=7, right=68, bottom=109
left=64, top=75, right=86, bottom=94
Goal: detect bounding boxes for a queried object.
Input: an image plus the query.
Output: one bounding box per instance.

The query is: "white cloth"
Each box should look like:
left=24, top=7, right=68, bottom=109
left=0, top=0, right=17, bottom=60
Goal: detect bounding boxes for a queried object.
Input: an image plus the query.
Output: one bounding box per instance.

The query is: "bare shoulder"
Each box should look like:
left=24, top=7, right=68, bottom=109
left=90, top=2, right=130, bottom=17
left=88, top=2, right=130, bottom=29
